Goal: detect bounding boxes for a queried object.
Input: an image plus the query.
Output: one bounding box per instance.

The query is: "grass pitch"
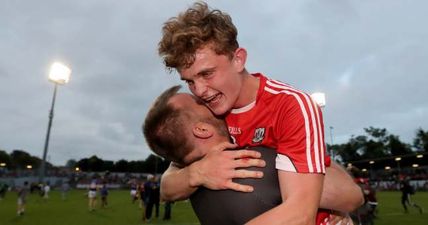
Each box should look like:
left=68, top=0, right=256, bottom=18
left=0, top=190, right=426, bottom=225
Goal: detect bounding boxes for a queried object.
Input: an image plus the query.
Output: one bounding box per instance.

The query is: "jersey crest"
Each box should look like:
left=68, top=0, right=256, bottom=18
left=252, top=127, right=265, bottom=143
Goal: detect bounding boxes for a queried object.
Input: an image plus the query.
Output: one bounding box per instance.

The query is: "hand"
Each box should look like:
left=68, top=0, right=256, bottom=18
left=188, top=141, right=265, bottom=192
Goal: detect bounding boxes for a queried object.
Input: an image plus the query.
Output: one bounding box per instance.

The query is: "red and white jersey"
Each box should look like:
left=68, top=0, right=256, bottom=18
left=226, top=73, right=327, bottom=173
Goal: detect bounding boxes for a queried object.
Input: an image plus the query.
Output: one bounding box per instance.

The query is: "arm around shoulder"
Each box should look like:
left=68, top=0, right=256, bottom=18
left=245, top=171, right=324, bottom=225
left=160, top=162, right=198, bottom=201
left=320, top=161, right=364, bottom=212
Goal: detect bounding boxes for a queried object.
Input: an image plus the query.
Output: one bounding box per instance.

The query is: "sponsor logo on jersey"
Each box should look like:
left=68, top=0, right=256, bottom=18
left=228, top=126, right=242, bottom=135
left=252, top=127, right=265, bottom=143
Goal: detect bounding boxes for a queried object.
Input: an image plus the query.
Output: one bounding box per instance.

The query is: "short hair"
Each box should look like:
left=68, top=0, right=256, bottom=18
left=143, top=85, right=193, bottom=165
left=158, top=1, right=239, bottom=70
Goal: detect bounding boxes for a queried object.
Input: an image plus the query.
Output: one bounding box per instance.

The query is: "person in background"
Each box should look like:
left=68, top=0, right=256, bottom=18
left=100, top=182, right=109, bottom=208
left=144, top=175, right=161, bottom=221
left=400, top=176, right=423, bottom=214
left=17, top=181, right=29, bottom=216
left=163, top=201, right=174, bottom=221
left=43, top=182, right=50, bottom=199
left=0, top=181, right=8, bottom=200
left=130, top=180, right=138, bottom=204
left=61, top=181, right=70, bottom=200
left=88, top=179, right=98, bottom=211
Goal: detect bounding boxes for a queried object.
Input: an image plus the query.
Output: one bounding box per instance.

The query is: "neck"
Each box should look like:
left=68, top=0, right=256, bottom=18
left=234, top=70, right=259, bottom=108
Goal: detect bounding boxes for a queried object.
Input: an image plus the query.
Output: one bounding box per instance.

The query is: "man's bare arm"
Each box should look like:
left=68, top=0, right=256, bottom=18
left=245, top=171, right=324, bottom=225
left=160, top=142, right=266, bottom=201
left=320, top=161, right=364, bottom=212
left=160, top=163, right=197, bottom=201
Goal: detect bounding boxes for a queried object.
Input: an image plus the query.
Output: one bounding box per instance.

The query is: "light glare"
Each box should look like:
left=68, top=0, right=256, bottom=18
left=49, top=62, right=71, bottom=84
left=311, top=92, right=326, bottom=107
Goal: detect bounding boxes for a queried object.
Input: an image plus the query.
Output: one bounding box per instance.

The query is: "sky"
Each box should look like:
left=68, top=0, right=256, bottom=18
left=1, top=0, right=427, bottom=166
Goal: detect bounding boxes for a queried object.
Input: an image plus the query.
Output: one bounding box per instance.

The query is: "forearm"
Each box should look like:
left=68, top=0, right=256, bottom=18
left=245, top=200, right=317, bottom=225
left=160, top=163, right=198, bottom=201
left=246, top=171, right=323, bottom=225
left=320, top=162, right=364, bottom=212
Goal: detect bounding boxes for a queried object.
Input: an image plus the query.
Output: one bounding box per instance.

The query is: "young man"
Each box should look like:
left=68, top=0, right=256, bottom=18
left=143, top=86, right=362, bottom=224
left=157, top=2, right=354, bottom=224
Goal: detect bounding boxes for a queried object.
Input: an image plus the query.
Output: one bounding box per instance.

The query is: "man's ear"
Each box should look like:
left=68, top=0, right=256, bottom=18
left=192, top=122, right=214, bottom=139
left=233, top=47, right=247, bottom=72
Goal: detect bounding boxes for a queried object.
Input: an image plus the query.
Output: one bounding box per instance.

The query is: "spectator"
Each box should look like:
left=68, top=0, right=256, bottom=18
left=17, top=181, right=29, bottom=216
left=400, top=176, right=423, bottom=214
left=61, top=181, right=70, bottom=200
left=100, top=183, right=109, bottom=208
left=144, top=175, right=160, bottom=221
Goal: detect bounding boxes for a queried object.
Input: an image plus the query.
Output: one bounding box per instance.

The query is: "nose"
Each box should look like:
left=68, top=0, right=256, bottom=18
left=192, top=80, right=208, bottom=97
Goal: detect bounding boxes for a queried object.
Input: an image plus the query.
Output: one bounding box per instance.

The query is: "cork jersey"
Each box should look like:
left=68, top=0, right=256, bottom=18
left=226, top=73, right=327, bottom=173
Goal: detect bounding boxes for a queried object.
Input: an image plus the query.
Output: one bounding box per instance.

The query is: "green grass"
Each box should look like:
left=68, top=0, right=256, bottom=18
left=0, top=190, right=427, bottom=225
left=0, top=190, right=198, bottom=225
left=373, top=191, right=428, bottom=225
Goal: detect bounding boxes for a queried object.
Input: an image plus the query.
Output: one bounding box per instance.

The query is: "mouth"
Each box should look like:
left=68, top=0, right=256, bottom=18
left=204, top=93, right=222, bottom=105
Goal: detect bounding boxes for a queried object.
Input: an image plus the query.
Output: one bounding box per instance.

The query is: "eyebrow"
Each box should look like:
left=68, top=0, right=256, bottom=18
left=180, top=67, right=216, bottom=81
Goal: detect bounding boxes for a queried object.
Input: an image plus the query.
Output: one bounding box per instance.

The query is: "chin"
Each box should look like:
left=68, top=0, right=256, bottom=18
left=211, top=106, right=229, bottom=116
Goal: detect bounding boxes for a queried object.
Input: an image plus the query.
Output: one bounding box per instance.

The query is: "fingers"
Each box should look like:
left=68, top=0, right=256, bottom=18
left=234, top=158, right=266, bottom=168
left=211, top=141, right=238, bottom=152
left=225, top=180, right=254, bottom=192
left=232, top=149, right=262, bottom=159
left=234, top=169, right=263, bottom=179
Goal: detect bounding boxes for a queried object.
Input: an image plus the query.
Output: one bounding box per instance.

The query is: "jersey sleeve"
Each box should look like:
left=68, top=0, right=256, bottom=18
left=274, top=92, right=327, bottom=174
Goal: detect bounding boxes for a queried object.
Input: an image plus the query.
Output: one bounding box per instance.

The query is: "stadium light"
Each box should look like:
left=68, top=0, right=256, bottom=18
left=412, top=164, right=419, bottom=168
left=27, top=165, right=33, bottom=169
left=0, top=163, right=6, bottom=167
left=39, top=62, right=71, bottom=183
left=49, top=62, right=71, bottom=85
left=417, top=154, right=423, bottom=158
left=369, top=160, right=375, bottom=164
left=395, top=157, right=401, bottom=161
left=362, top=168, right=367, bottom=172
left=385, top=166, right=391, bottom=170
left=75, top=167, right=80, bottom=172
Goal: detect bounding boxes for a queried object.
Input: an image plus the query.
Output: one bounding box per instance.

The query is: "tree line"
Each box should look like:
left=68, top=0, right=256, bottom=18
left=0, top=150, right=170, bottom=174
left=331, top=127, right=427, bottom=163
left=1, top=127, right=427, bottom=173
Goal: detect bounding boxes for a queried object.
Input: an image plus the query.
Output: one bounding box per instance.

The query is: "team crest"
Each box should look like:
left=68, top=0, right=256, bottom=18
left=252, top=128, right=265, bottom=143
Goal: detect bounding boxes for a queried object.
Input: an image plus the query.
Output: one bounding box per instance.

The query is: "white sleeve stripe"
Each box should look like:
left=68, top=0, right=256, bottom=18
left=313, top=102, right=326, bottom=173
left=302, top=93, right=321, bottom=172
left=265, top=86, right=314, bottom=173
left=267, top=80, right=324, bottom=172
left=266, top=80, right=324, bottom=173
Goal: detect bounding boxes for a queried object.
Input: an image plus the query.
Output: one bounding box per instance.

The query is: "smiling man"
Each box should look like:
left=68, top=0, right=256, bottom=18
left=144, top=86, right=361, bottom=225
left=157, top=2, right=362, bottom=224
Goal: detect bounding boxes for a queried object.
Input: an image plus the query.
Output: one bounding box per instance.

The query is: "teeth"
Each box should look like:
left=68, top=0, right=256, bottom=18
left=205, top=94, right=219, bottom=103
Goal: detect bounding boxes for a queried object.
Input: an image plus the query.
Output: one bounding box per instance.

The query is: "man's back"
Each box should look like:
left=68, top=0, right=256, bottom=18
left=190, top=146, right=280, bottom=225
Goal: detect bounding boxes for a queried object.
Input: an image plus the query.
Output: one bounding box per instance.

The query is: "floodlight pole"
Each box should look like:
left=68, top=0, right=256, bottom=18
left=39, top=83, right=58, bottom=183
